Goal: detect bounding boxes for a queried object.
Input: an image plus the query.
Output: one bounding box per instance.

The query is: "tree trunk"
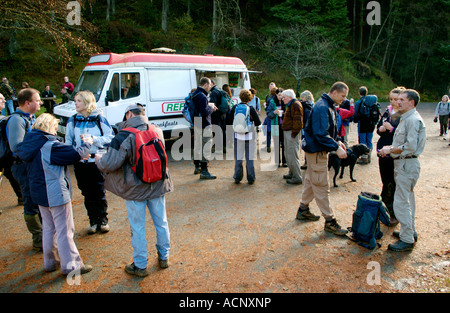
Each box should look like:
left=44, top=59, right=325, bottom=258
left=162, top=0, right=169, bottom=32
left=212, top=0, right=217, bottom=42
left=106, top=0, right=110, bottom=21
left=296, top=79, right=302, bottom=98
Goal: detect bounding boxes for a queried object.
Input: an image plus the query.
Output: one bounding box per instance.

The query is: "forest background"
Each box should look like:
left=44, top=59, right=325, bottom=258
left=0, top=0, right=449, bottom=102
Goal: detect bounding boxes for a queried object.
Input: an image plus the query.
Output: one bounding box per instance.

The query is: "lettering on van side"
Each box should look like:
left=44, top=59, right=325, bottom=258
left=162, top=101, right=185, bottom=114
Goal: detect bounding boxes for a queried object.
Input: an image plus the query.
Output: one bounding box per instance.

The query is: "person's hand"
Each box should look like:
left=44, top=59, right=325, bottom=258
left=94, top=154, right=102, bottom=162
left=350, top=98, right=354, bottom=104
left=338, top=141, right=347, bottom=152
left=383, top=122, right=393, bottom=131
left=378, top=146, right=391, bottom=157
left=336, top=146, right=347, bottom=159
left=378, top=125, right=386, bottom=133
left=82, top=136, right=93, bottom=145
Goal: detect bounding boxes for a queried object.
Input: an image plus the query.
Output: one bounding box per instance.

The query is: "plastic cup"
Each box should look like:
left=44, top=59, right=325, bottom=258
left=278, top=110, right=283, bottom=117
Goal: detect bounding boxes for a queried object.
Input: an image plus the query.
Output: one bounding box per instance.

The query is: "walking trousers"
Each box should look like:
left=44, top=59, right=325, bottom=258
left=74, top=162, right=108, bottom=226
left=39, top=203, right=84, bottom=274
left=393, top=158, right=420, bottom=244
left=300, top=152, right=334, bottom=219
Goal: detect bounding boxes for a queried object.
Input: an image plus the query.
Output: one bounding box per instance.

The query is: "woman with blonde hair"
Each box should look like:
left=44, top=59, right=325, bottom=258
left=376, top=87, right=405, bottom=225
left=16, top=113, right=94, bottom=275
left=65, top=90, right=114, bottom=234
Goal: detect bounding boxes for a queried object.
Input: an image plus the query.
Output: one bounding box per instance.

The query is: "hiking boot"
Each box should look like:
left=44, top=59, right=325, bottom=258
left=63, top=265, right=93, bottom=276
left=24, top=214, right=42, bottom=251
left=286, top=177, right=303, bottom=185
left=301, top=165, right=307, bottom=170
left=324, top=218, right=348, bottom=236
left=193, top=166, right=201, bottom=175
left=392, top=231, right=417, bottom=242
left=200, top=170, right=216, bottom=180
left=87, top=224, right=98, bottom=234
left=283, top=174, right=293, bottom=180
left=99, top=223, right=110, bottom=233
left=267, top=147, right=271, bottom=153
left=388, top=240, right=414, bottom=252
left=296, top=208, right=320, bottom=221
left=157, top=252, right=169, bottom=269
left=125, top=262, right=148, bottom=277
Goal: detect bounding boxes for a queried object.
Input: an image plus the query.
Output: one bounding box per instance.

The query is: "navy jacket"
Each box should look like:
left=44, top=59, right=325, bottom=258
left=192, top=87, right=213, bottom=129
left=302, top=93, right=340, bottom=153
left=16, top=129, right=91, bottom=207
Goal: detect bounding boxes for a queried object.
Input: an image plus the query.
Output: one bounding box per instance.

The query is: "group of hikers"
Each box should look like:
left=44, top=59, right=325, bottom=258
left=0, top=75, right=429, bottom=278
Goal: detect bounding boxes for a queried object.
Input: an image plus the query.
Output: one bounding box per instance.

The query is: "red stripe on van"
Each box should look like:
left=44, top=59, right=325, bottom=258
left=86, top=52, right=245, bottom=67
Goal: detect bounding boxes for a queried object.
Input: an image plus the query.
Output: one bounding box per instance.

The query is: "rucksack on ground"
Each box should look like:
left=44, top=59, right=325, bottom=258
left=182, top=92, right=199, bottom=126
left=232, top=104, right=252, bottom=134
left=347, top=191, right=391, bottom=250
left=358, top=95, right=381, bottom=124
left=122, top=125, right=167, bottom=184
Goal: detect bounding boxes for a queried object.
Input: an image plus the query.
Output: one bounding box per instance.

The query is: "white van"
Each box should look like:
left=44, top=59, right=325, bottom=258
left=54, top=51, right=254, bottom=138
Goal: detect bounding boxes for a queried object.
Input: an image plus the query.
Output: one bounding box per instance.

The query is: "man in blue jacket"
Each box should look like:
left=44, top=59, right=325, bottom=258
left=295, top=82, right=349, bottom=236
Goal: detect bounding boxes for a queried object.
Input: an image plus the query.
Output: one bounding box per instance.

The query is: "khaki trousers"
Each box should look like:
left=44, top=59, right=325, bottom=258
left=393, top=158, right=420, bottom=244
left=300, top=152, right=334, bottom=219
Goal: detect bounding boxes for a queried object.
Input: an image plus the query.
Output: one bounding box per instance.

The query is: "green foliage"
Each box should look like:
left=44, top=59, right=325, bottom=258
left=0, top=0, right=447, bottom=101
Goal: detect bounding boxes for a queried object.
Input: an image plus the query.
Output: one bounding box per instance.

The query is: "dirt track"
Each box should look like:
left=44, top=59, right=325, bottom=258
left=0, top=103, right=448, bottom=294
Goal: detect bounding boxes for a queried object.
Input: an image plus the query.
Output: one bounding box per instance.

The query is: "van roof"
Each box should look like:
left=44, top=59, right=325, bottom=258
left=86, top=52, right=246, bottom=68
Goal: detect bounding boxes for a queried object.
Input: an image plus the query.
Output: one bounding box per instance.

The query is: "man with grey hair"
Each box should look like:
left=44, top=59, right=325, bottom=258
left=378, top=89, right=426, bottom=252
left=281, top=89, right=304, bottom=184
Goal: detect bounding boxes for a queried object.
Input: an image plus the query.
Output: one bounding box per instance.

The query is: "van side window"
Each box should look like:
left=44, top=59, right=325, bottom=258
left=121, top=73, right=140, bottom=99
left=108, top=73, right=120, bottom=102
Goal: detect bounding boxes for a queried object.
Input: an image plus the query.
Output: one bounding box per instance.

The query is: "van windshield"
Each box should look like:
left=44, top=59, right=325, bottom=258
left=71, top=70, right=108, bottom=101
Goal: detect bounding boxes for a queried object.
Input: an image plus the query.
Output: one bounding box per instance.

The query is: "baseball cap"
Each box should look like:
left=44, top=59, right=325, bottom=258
left=124, top=103, right=145, bottom=114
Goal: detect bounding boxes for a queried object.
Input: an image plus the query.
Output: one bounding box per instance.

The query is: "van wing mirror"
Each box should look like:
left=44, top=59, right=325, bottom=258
left=106, top=90, right=113, bottom=106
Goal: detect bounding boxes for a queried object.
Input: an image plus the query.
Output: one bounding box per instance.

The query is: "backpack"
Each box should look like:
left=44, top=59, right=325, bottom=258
left=232, top=104, right=252, bottom=134
left=182, top=92, right=199, bottom=126
left=358, top=95, right=380, bottom=124
left=347, top=192, right=391, bottom=250
left=0, top=113, right=30, bottom=165
left=219, top=90, right=232, bottom=113
left=122, top=125, right=167, bottom=184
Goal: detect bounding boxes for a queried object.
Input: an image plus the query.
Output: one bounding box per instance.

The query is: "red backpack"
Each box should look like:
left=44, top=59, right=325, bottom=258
left=122, top=125, right=167, bottom=183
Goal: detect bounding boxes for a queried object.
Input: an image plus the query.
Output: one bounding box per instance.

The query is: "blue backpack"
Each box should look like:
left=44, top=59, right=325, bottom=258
left=232, top=104, right=252, bottom=134
left=348, top=192, right=391, bottom=250
left=182, top=92, right=199, bottom=127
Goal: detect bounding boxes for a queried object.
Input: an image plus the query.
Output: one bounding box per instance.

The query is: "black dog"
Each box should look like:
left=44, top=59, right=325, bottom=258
left=328, top=144, right=370, bottom=187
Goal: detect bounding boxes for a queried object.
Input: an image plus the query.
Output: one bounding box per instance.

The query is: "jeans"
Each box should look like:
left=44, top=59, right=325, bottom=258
left=233, top=138, right=256, bottom=183
left=1, top=99, right=14, bottom=115
left=358, top=131, right=374, bottom=151
left=126, top=196, right=170, bottom=269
